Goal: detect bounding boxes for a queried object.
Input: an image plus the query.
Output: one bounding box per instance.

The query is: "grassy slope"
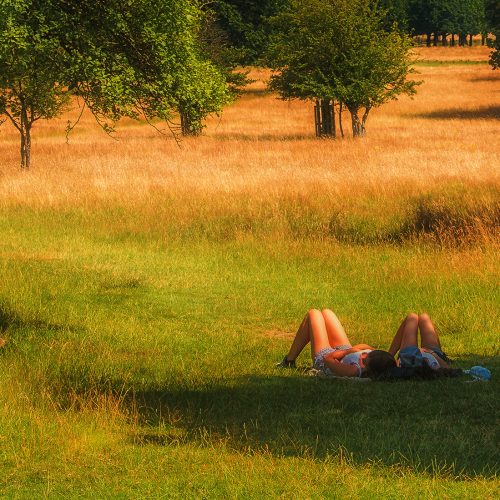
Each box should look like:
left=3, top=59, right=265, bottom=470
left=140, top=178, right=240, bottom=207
left=0, top=48, right=499, bottom=497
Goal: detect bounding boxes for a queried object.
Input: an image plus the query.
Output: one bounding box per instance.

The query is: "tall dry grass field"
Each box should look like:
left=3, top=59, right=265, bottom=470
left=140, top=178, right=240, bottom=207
left=0, top=47, right=498, bottom=215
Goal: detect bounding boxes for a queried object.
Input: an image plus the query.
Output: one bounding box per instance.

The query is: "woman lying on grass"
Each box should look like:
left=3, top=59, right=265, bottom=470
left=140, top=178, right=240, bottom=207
left=277, top=309, right=461, bottom=379
left=276, top=308, right=397, bottom=378
left=388, top=312, right=452, bottom=371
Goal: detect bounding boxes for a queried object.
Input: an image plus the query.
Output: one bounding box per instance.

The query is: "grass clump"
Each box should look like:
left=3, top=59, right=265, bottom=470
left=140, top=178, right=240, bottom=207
left=401, top=188, right=499, bottom=247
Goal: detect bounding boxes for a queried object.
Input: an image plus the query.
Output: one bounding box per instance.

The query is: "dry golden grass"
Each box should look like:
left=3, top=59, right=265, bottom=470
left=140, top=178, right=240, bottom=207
left=0, top=46, right=498, bottom=214
left=412, top=44, right=493, bottom=62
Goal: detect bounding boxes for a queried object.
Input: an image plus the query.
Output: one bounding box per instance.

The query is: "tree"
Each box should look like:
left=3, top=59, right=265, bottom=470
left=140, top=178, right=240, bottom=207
left=213, top=0, right=289, bottom=64
left=0, top=0, right=233, bottom=168
left=380, top=0, right=411, bottom=31
left=486, top=0, right=500, bottom=68
left=408, top=0, right=487, bottom=46
left=266, top=0, right=419, bottom=137
left=0, top=1, right=70, bottom=169
left=55, top=0, right=233, bottom=137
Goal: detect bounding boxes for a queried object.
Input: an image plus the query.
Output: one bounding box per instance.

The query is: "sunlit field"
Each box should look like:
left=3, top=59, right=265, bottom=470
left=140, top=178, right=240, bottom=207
left=0, top=47, right=499, bottom=497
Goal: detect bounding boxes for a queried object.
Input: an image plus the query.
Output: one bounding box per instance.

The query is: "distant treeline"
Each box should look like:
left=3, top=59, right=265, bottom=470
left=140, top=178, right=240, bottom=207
left=213, top=0, right=498, bottom=63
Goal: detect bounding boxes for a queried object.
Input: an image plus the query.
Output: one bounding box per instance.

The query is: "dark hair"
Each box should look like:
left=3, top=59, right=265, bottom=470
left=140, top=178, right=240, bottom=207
left=364, top=350, right=397, bottom=378
left=375, top=364, right=464, bottom=381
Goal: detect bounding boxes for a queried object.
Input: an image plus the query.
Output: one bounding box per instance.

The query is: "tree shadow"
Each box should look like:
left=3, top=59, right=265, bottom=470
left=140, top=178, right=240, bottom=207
left=98, top=354, right=498, bottom=478
left=469, top=75, right=500, bottom=83
left=0, top=301, right=81, bottom=335
left=412, top=105, right=500, bottom=120
left=214, top=133, right=313, bottom=142
left=241, top=88, right=271, bottom=97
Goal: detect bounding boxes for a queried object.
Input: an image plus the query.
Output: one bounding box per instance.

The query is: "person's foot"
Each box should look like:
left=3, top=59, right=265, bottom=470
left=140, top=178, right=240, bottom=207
left=275, top=356, right=296, bottom=369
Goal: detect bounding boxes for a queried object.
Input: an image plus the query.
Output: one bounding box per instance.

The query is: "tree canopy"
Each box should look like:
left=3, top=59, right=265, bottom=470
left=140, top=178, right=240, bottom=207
left=0, top=0, right=233, bottom=168
left=266, top=0, right=419, bottom=137
left=486, top=0, right=500, bottom=68
left=0, top=0, right=70, bottom=168
left=212, top=0, right=288, bottom=64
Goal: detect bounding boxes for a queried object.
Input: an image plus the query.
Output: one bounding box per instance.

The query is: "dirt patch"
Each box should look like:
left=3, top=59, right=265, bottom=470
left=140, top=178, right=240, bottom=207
left=261, top=329, right=295, bottom=339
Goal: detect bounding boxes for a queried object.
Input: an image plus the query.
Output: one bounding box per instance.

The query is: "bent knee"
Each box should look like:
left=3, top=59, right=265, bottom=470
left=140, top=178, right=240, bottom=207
left=419, top=313, right=431, bottom=323
left=406, top=312, right=419, bottom=322
left=308, top=308, right=321, bottom=318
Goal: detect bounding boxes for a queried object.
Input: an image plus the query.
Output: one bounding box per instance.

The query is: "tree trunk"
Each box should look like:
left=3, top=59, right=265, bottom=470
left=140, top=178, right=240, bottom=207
left=322, top=99, right=335, bottom=137
left=20, top=125, right=32, bottom=169
left=433, top=32, right=438, bottom=46
left=20, top=101, right=32, bottom=169
left=468, top=34, right=473, bottom=47
left=348, top=105, right=366, bottom=138
left=441, top=34, right=447, bottom=46
left=314, top=99, right=335, bottom=137
left=180, top=109, right=202, bottom=136
left=426, top=33, right=431, bottom=47
left=339, top=102, right=344, bottom=139
left=361, top=107, right=370, bottom=133
left=451, top=34, right=455, bottom=46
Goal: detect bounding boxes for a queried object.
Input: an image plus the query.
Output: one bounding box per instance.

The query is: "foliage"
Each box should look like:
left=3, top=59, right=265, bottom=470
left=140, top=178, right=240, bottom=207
left=380, top=0, right=411, bottom=30
left=212, top=0, right=289, bottom=64
left=0, top=0, right=233, bottom=166
left=486, top=0, right=500, bottom=68
left=266, top=0, right=419, bottom=136
left=385, top=1, right=488, bottom=42
left=0, top=0, right=70, bottom=168
left=54, top=0, right=232, bottom=136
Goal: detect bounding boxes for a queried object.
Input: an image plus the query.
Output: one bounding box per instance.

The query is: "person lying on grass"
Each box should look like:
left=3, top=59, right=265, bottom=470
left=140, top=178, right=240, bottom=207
left=276, top=309, right=460, bottom=379
left=387, top=312, right=453, bottom=372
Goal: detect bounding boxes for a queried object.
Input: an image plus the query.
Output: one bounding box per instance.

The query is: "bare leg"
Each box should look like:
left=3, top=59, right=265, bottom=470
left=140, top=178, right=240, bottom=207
left=286, top=309, right=331, bottom=362
left=419, top=313, right=441, bottom=350
left=398, top=313, right=419, bottom=350
left=388, top=315, right=413, bottom=356
left=321, top=309, right=351, bottom=347
left=285, top=314, right=311, bottom=361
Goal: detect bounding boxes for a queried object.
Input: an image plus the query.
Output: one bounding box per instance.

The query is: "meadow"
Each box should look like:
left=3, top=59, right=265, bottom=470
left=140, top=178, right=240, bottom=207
left=0, top=45, right=499, bottom=498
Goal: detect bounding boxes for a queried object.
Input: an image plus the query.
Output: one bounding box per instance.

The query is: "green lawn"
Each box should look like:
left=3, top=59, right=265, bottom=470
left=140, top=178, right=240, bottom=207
left=0, top=206, right=498, bottom=498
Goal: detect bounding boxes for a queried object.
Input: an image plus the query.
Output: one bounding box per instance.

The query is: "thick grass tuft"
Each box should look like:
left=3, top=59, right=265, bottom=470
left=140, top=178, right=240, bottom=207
left=402, top=189, right=499, bottom=247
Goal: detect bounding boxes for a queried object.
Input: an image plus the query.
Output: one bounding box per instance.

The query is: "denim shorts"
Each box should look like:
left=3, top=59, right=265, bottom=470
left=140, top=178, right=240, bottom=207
left=398, top=346, right=424, bottom=368
left=313, top=345, right=351, bottom=375
left=399, top=346, right=447, bottom=368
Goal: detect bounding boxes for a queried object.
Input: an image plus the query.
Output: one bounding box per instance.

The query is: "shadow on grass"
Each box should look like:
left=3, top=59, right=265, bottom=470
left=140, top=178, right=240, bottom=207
left=411, top=105, right=500, bottom=120
left=0, top=301, right=81, bottom=336
left=119, top=359, right=498, bottom=478
left=214, top=133, right=313, bottom=142
left=241, top=88, right=271, bottom=97
left=469, top=75, right=500, bottom=83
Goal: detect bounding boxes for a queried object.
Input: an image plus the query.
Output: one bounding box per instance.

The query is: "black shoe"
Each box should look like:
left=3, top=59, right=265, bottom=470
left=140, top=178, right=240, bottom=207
left=275, top=356, right=296, bottom=369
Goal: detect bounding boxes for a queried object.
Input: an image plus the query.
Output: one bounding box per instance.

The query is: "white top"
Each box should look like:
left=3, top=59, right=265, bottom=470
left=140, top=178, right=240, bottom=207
left=341, top=349, right=372, bottom=372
